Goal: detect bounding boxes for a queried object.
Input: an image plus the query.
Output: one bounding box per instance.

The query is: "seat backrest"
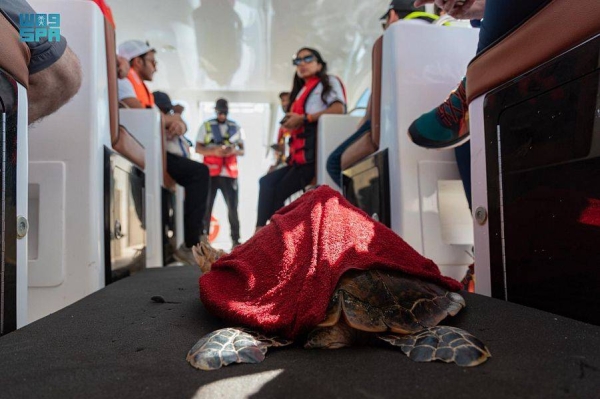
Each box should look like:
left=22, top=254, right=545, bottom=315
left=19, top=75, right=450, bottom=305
left=104, top=18, right=119, bottom=146
left=467, top=0, right=600, bottom=103
left=113, top=125, right=145, bottom=169
left=102, top=16, right=145, bottom=170
left=0, top=12, right=31, bottom=89
left=161, top=118, right=177, bottom=191
left=370, top=35, right=383, bottom=148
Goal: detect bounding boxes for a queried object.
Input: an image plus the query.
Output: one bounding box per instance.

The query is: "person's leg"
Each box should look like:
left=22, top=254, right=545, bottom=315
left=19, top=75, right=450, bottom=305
left=326, top=119, right=372, bottom=187
left=409, top=0, right=553, bottom=150
left=221, top=178, right=241, bottom=244
left=202, top=176, right=220, bottom=238
left=257, top=166, right=292, bottom=227
left=166, top=153, right=210, bottom=248
left=476, top=0, right=552, bottom=54
left=272, top=163, right=316, bottom=210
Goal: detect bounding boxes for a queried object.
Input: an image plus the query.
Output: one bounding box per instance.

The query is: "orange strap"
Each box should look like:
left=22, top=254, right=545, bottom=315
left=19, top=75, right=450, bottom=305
left=90, top=0, right=116, bottom=28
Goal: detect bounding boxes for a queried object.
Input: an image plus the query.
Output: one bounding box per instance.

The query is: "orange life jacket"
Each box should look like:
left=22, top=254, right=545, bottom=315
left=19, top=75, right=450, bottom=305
left=202, top=120, right=240, bottom=178
left=126, top=69, right=154, bottom=108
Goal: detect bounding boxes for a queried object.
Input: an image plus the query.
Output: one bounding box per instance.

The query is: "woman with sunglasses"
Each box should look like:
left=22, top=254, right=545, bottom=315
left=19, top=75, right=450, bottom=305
left=255, top=47, right=346, bottom=231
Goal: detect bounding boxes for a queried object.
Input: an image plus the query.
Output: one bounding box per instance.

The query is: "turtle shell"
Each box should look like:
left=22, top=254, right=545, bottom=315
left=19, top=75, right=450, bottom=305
left=317, top=269, right=465, bottom=334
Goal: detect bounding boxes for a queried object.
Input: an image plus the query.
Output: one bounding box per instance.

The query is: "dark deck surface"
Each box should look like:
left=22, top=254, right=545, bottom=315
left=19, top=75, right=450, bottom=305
left=1, top=266, right=599, bottom=399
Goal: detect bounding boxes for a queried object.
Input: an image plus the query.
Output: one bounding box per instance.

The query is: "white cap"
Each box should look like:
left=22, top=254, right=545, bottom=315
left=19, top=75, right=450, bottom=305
left=117, top=40, right=155, bottom=61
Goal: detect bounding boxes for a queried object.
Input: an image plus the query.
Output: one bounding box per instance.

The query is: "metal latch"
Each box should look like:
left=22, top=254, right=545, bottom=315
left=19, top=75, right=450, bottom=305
left=16, top=215, right=28, bottom=239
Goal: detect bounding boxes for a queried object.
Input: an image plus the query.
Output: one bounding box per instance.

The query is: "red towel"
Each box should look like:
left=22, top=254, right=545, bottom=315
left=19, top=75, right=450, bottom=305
left=199, top=186, right=461, bottom=339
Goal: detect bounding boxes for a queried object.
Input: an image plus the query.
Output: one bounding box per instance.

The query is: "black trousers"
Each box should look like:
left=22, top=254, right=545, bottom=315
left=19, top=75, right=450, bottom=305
left=203, top=176, right=240, bottom=242
left=166, top=153, right=210, bottom=247
left=256, top=163, right=315, bottom=227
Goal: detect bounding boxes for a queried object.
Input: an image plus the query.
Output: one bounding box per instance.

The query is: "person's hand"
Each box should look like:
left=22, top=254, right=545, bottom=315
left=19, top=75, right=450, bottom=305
left=166, top=120, right=186, bottom=137
left=282, top=113, right=304, bottom=129
left=212, top=145, right=229, bottom=157
left=413, top=0, right=485, bottom=20
left=173, top=104, right=185, bottom=114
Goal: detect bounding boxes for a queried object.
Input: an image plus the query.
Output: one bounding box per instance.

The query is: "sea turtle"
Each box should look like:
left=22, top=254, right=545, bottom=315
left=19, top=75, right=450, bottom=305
left=188, top=242, right=491, bottom=370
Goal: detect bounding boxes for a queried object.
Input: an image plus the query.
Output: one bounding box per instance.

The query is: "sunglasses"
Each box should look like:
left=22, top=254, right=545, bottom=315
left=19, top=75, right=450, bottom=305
left=292, top=55, right=316, bottom=66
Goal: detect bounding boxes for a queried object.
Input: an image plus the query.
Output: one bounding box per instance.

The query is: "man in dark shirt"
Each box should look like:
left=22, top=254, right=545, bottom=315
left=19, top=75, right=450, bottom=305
left=0, top=0, right=82, bottom=123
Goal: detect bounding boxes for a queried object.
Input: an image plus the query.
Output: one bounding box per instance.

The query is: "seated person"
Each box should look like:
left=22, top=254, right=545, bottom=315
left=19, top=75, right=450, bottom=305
left=0, top=0, right=82, bottom=123
left=116, top=40, right=210, bottom=265
left=269, top=91, right=291, bottom=172
left=256, top=47, right=345, bottom=232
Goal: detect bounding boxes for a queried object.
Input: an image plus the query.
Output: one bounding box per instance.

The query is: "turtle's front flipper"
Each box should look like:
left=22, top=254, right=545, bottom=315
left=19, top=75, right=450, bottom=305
left=187, top=328, right=269, bottom=370
left=378, top=326, right=491, bottom=367
left=192, top=242, right=225, bottom=274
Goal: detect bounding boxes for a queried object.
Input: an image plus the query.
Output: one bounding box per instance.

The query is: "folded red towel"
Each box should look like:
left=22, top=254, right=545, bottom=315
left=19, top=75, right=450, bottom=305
left=199, top=186, right=461, bottom=339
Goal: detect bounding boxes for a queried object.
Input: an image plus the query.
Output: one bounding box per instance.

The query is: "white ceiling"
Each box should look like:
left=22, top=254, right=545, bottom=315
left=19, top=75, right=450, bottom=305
left=106, top=0, right=389, bottom=104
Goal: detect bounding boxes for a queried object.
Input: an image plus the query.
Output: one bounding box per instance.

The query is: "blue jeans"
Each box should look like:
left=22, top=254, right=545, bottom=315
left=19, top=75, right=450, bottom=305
left=326, top=119, right=372, bottom=188
left=476, top=0, right=552, bottom=53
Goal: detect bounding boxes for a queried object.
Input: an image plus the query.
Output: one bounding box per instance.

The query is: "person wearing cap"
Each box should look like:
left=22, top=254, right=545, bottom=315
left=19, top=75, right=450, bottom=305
left=325, top=0, right=434, bottom=188
left=117, top=40, right=211, bottom=266
left=0, top=0, right=82, bottom=124
left=195, top=99, right=245, bottom=249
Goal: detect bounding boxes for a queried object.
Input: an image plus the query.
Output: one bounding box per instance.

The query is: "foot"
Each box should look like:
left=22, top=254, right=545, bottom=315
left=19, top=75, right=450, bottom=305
left=173, top=244, right=197, bottom=266
left=408, top=77, right=470, bottom=149
left=460, top=263, right=475, bottom=293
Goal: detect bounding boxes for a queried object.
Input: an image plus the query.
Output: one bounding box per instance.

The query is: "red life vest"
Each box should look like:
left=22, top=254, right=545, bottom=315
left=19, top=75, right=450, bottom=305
left=288, top=77, right=321, bottom=165
left=126, top=69, right=154, bottom=108
left=202, top=120, right=240, bottom=178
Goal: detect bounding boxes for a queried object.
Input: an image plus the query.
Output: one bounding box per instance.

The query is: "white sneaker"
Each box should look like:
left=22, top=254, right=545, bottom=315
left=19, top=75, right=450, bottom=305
left=173, top=244, right=197, bottom=266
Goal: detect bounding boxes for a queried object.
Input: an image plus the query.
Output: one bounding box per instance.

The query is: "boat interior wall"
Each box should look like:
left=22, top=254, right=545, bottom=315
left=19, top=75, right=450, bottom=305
left=27, top=0, right=111, bottom=323
left=15, top=84, right=28, bottom=331
left=119, top=110, right=164, bottom=267
left=0, top=70, right=28, bottom=334
left=0, top=8, right=31, bottom=334
left=316, top=115, right=362, bottom=190
left=380, top=22, right=479, bottom=280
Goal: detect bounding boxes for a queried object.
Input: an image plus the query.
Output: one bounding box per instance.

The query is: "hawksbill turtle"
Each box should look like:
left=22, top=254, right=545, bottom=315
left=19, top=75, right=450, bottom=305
left=187, top=242, right=491, bottom=370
